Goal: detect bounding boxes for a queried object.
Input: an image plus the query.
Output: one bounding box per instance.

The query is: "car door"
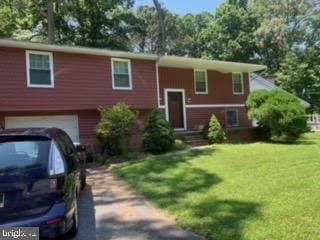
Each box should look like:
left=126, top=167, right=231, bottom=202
left=54, top=132, right=80, bottom=207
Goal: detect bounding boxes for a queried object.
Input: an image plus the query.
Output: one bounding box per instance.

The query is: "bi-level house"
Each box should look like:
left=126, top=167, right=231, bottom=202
left=0, top=39, right=266, bottom=149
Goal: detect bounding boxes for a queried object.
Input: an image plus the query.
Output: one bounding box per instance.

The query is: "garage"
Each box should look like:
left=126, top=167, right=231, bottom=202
left=5, top=115, right=80, bottom=142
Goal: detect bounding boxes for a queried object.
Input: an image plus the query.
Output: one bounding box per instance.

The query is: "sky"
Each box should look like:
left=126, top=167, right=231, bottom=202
left=134, top=0, right=225, bottom=15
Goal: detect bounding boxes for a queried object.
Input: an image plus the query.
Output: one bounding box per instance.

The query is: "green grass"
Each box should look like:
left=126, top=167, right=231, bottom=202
left=114, top=133, right=320, bottom=240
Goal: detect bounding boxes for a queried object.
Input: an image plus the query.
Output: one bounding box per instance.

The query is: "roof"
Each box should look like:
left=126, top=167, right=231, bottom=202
left=158, top=56, right=267, bottom=73
left=0, top=39, right=266, bottom=73
left=0, top=127, right=62, bottom=139
left=250, top=73, right=311, bottom=108
left=0, top=39, right=159, bottom=61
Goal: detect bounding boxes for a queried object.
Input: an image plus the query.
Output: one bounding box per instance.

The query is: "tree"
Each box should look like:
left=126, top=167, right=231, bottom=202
left=96, top=103, right=138, bottom=156
left=251, top=0, right=319, bottom=73
left=228, top=0, right=248, bottom=9
left=277, top=47, right=320, bottom=112
left=171, top=12, right=214, bottom=58
left=0, top=0, right=138, bottom=49
left=247, top=90, right=309, bottom=141
left=201, top=2, right=259, bottom=62
left=59, top=0, right=137, bottom=49
left=273, top=0, right=320, bottom=111
left=153, top=0, right=166, bottom=55
left=0, top=0, right=33, bottom=40
left=47, top=0, right=54, bottom=44
left=133, top=5, right=182, bottom=54
left=203, top=115, right=226, bottom=144
left=143, top=109, right=175, bottom=154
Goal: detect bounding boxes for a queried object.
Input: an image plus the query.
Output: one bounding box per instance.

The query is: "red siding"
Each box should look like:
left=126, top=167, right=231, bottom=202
left=159, top=67, right=251, bottom=129
left=186, top=107, right=251, bottom=131
left=0, top=113, right=4, bottom=130
left=159, top=67, right=250, bottom=105
left=0, top=109, right=151, bottom=151
left=0, top=47, right=158, bottom=111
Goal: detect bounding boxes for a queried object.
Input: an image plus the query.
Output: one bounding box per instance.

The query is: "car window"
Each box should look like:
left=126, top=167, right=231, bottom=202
left=55, top=132, right=78, bottom=172
left=0, top=136, right=51, bottom=172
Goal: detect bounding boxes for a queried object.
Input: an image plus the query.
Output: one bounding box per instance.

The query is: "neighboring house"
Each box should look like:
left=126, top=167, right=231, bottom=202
left=250, top=73, right=310, bottom=108
left=0, top=39, right=266, bottom=149
left=250, top=73, right=311, bottom=127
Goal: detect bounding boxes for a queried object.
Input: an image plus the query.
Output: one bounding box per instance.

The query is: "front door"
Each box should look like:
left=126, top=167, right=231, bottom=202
left=167, top=91, right=184, bottom=129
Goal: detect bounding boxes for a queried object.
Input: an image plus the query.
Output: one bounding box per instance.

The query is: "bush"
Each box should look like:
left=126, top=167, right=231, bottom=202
left=96, top=102, right=138, bottom=155
left=204, top=114, right=226, bottom=144
left=143, top=109, right=175, bottom=154
left=247, top=90, right=309, bottom=141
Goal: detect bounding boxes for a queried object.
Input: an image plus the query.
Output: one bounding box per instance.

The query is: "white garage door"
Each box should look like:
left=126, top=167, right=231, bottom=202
left=5, top=115, right=80, bottom=142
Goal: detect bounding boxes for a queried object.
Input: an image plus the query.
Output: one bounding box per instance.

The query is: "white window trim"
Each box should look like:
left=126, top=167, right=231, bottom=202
left=159, top=104, right=245, bottom=108
left=26, top=50, right=54, bottom=88
left=232, top=72, right=244, bottom=95
left=194, top=69, right=208, bottom=94
left=226, top=109, right=240, bottom=127
left=111, top=58, right=133, bottom=90
left=164, top=88, right=187, bottom=131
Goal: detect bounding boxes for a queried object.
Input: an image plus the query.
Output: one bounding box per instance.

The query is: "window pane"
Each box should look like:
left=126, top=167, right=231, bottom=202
left=195, top=71, right=207, bottom=93
left=30, top=69, right=52, bottom=85
left=113, top=61, right=129, bottom=74
left=30, top=54, right=50, bottom=70
left=196, top=81, right=207, bottom=92
left=234, top=80, right=243, bottom=93
left=233, top=73, right=243, bottom=93
left=196, top=71, right=205, bottom=82
left=233, top=73, right=241, bottom=82
left=0, top=140, right=51, bottom=171
left=114, top=74, right=130, bottom=88
left=227, top=110, right=239, bottom=126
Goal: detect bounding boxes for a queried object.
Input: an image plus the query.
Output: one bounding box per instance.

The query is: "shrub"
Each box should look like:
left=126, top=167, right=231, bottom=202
left=205, top=114, right=226, bottom=144
left=96, top=102, right=138, bottom=155
left=201, top=122, right=210, bottom=140
left=143, top=109, right=175, bottom=154
left=247, top=90, right=309, bottom=141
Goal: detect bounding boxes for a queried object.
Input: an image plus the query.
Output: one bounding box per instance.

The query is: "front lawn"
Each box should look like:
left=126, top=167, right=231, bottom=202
left=114, top=133, right=320, bottom=240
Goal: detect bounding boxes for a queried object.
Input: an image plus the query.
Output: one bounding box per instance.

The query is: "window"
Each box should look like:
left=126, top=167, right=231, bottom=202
left=232, top=73, right=244, bottom=95
left=112, top=58, right=132, bottom=90
left=226, top=109, right=239, bottom=127
left=26, top=51, right=54, bottom=88
left=49, top=142, right=65, bottom=176
left=0, top=137, right=51, bottom=171
left=55, top=133, right=78, bottom=172
left=194, top=69, right=208, bottom=94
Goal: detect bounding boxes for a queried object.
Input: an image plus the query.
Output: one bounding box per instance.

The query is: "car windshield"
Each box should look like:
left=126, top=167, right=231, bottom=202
left=0, top=136, right=51, bottom=172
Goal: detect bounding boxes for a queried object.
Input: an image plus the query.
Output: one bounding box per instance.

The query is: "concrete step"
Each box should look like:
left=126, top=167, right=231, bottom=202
left=184, top=135, right=203, bottom=141
left=175, top=131, right=209, bottom=147
left=186, top=139, right=209, bottom=147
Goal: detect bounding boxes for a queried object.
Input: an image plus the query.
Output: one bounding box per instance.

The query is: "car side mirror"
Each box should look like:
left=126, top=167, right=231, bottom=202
left=76, top=144, right=86, bottom=152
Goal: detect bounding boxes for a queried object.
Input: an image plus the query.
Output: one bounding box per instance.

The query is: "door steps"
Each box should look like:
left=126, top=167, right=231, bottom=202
left=175, top=131, right=209, bottom=147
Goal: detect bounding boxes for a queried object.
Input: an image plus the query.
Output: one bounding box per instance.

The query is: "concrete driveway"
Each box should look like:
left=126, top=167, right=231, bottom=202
left=59, top=166, right=202, bottom=240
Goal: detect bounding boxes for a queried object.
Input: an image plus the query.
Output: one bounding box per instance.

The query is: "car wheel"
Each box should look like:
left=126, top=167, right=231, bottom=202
left=80, top=174, right=86, bottom=190
left=68, top=200, right=79, bottom=237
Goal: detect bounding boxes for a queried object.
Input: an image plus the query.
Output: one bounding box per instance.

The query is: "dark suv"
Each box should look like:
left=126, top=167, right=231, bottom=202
left=0, top=128, right=86, bottom=238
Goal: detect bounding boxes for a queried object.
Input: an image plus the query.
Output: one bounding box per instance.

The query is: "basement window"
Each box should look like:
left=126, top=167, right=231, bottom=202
left=226, top=109, right=239, bottom=127
left=26, top=51, right=54, bottom=88
left=112, top=58, right=132, bottom=90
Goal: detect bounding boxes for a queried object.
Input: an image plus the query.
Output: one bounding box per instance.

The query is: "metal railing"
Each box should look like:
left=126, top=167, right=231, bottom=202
left=308, top=114, right=320, bottom=131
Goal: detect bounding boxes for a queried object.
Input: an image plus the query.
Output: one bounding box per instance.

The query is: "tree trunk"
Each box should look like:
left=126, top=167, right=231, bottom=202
left=47, top=0, right=55, bottom=44
left=153, top=0, right=166, bottom=55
